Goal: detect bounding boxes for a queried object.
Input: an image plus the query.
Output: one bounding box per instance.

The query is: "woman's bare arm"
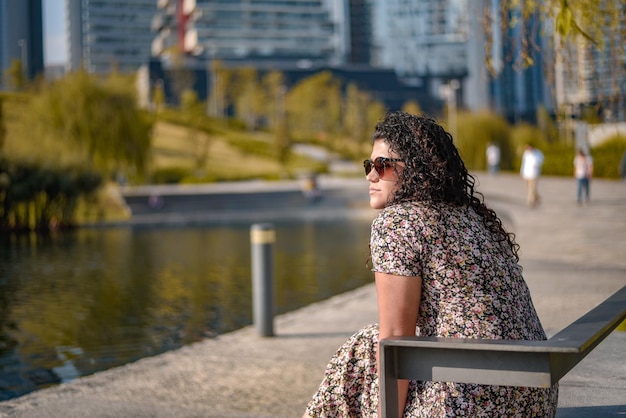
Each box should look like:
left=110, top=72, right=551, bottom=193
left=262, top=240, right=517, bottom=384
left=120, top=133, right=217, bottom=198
left=375, top=272, right=422, bottom=417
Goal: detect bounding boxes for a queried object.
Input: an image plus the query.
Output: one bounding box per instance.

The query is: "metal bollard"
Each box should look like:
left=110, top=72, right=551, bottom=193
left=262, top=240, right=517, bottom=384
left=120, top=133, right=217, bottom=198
left=250, top=223, right=275, bottom=337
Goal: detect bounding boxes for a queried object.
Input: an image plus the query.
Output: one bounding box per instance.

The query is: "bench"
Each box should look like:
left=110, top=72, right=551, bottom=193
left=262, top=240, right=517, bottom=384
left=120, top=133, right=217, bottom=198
left=379, top=285, right=626, bottom=417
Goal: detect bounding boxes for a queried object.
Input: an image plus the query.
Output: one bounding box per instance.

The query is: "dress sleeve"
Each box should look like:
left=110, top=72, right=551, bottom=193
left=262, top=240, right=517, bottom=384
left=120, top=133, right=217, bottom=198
left=370, top=204, right=422, bottom=277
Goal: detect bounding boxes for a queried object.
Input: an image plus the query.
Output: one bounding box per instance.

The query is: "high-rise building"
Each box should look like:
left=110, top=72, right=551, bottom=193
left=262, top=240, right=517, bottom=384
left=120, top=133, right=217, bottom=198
left=369, top=0, right=468, bottom=107
left=0, top=0, right=44, bottom=89
left=152, top=0, right=339, bottom=67
left=373, top=0, right=468, bottom=77
left=464, top=0, right=489, bottom=112
left=345, top=0, right=372, bottom=64
left=67, top=0, right=157, bottom=74
left=145, top=0, right=432, bottom=112
left=374, top=0, right=554, bottom=123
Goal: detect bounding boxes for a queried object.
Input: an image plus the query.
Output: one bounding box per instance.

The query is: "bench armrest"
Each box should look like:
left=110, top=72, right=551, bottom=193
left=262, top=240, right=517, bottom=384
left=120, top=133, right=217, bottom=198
left=379, top=285, right=626, bottom=418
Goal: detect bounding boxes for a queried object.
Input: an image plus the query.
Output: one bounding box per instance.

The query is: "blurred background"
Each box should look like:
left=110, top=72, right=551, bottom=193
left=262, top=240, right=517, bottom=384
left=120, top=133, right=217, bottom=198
left=1, top=0, right=625, bottom=199
left=0, top=0, right=625, bottom=401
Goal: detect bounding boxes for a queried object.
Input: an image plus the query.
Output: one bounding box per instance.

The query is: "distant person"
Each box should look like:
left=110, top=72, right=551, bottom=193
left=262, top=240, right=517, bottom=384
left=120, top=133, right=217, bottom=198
left=520, top=144, right=544, bottom=207
left=301, top=173, right=321, bottom=203
left=486, top=142, right=501, bottom=174
left=148, top=194, right=164, bottom=209
left=302, top=112, right=557, bottom=417
left=573, top=149, right=593, bottom=205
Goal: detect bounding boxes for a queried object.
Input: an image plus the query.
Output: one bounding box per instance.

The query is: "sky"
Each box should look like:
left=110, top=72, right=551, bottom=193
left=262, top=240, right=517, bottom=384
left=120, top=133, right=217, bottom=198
left=43, top=0, right=67, bottom=65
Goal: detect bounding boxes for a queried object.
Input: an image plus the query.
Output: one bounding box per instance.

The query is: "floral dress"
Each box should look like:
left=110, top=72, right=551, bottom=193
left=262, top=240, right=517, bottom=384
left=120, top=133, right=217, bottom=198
left=305, top=201, right=558, bottom=417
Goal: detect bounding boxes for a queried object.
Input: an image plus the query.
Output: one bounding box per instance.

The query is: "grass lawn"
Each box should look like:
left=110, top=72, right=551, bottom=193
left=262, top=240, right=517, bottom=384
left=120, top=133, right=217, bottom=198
left=151, top=122, right=284, bottom=180
left=2, top=92, right=326, bottom=183
left=150, top=120, right=327, bottom=183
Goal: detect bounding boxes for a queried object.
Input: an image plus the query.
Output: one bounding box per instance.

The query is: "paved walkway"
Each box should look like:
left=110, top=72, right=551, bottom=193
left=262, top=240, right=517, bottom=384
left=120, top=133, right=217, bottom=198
left=0, top=173, right=624, bottom=417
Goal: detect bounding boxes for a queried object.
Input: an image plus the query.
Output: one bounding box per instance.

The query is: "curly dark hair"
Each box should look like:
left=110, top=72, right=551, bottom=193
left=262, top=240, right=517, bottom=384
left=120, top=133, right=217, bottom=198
left=372, top=111, right=519, bottom=260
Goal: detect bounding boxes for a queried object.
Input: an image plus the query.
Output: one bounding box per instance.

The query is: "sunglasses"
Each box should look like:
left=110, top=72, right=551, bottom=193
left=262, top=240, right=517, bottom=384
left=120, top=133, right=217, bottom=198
left=363, top=157, right=403, bottom=178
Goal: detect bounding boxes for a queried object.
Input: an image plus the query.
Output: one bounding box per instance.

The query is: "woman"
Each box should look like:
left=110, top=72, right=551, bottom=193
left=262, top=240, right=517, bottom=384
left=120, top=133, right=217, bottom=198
left=303, top=112, right=558, bottom=417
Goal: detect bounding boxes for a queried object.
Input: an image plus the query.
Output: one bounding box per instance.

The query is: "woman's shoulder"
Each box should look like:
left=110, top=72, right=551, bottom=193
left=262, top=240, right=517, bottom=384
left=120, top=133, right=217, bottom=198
left=378, top=200, right=424, bottom=216
left=372, top=201, right=434, bottom=229
left=376, top=201, right=478, bottom=228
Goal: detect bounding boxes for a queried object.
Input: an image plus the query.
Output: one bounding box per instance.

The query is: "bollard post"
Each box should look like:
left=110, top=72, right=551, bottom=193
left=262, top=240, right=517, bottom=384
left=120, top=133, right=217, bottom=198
left=250, top=223, right=275, bottom=337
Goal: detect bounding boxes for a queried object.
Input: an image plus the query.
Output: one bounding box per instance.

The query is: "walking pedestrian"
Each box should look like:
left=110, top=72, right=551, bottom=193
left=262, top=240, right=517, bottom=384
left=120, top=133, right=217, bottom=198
left=520, top=144, right=544, bottom=207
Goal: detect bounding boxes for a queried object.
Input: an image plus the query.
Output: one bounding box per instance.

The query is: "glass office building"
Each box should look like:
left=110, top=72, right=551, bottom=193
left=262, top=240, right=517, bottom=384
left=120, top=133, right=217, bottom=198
left=153, top=0, right=338, bottom=66
left=0, top=0, right=44, bottom=88
left=67, top=0, right=157, bottom=74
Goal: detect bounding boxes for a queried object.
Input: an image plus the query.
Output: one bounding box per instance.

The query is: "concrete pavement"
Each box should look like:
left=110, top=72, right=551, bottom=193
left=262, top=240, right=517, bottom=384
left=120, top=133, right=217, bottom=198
left=0, top=173, right=624, bottom=417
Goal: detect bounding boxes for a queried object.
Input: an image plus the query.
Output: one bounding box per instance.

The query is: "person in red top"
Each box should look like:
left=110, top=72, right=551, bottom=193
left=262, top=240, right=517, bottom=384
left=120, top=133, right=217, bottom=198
left=573, top=149, right=593, bottom=205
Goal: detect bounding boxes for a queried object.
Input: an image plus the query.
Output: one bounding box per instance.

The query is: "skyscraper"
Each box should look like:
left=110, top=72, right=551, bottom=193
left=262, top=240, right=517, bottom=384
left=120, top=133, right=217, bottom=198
left=0, top=0, right=44, bottom=89
left=369, top=0, right=468, bottom=108
left=373, top=0, right=468, bottom=78
left=345, top=0, right=372, bottom=64
left=67, top=0, right=157, bottom=74
left=144, top=0, right=430, bottom=113
left=370, top=0, right=561, bottom=122
left=153, top=0, right=338, bottom=67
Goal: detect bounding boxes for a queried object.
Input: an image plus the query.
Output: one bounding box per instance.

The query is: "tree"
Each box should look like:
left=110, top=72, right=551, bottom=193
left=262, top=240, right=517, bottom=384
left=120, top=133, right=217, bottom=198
left=498, top=0, right=623, bottom=50
left=0, top=158, right=102, bottom=231
left=4, top=59, right=25, bottom=91
left=231, top=68, right=264, bottom=130
left=151, top=82, right=165, bottom=113
left=181, top=89, right=212, bottom=173
left=208, top=60, right=234, bottom=118
left=366, top=101, right=387, bottom=136
left=166, top=47, right=195, bottom=106
left=0, top=97, right=5, bottom=151
left=262, top=71, right=286, bottom=131
left=492, top=1, right=625, bottom=72
left=484, top=1, right=624, bottom=77
left=28, top=70, right=153, bottom=179
left=537, top=106, right=559, bottom=143
left=487, top=1, right=625, bottom=128
left=343, top=83, right=369, bottom=144
left=343, top=83, right=386, bottom=157
left=286, top=71, right=342, bottom=143
left=261, top=71, right=291, bottom=167
left=402, top=100, right=422, bottom=116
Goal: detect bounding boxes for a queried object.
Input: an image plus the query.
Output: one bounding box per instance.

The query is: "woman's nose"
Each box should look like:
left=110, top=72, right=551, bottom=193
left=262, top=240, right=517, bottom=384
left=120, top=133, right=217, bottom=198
left=366, top=169, right=379, bottom=182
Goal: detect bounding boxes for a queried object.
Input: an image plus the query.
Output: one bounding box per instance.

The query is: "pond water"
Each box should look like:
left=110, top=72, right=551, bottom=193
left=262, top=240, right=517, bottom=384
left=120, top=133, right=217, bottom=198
left=0, top=217, right=374, bottom=400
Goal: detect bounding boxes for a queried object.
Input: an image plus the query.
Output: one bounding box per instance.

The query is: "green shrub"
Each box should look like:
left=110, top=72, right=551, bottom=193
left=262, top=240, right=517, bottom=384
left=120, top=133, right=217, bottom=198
left=542, top=143, right=575, bottom=176
left=590, top=136, right=626, bottom=179
left=0, top=157, right=102, bottom=231
left=151, top=166, right=191, bottom=184
left=517, top=133, right=626, bottom=180
left=455, top=111, right=512, bottom=171
left=223, top=132, right=275, bottom=158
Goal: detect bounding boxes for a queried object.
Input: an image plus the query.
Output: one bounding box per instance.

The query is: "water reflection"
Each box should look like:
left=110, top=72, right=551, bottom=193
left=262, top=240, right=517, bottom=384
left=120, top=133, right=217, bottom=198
left=0, top=218, right=373, bottom=400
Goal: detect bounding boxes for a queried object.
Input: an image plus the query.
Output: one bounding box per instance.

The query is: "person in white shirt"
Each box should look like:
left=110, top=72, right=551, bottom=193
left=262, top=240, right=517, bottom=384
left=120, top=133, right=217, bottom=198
left=520, top=144, right=544, bottom=207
